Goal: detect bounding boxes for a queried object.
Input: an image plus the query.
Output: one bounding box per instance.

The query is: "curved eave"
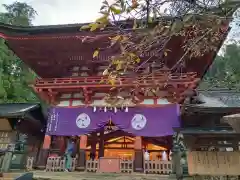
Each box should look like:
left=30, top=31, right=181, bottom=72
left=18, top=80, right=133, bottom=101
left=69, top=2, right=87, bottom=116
left=0, top=103, right=39, bottom=117
left=0, top=103, right=46, bottom=125
left=0, top=15, right=232, bottom=35
left=0, top=16, right=198, bottom=36
left=183, top=105, right=240, bottom=114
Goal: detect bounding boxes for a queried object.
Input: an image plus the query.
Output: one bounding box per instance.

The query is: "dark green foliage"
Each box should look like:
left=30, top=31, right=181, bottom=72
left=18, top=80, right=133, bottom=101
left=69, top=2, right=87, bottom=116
left=0, top=2, right=38, bottom=103
left=200, top=43, right=240, bottom=90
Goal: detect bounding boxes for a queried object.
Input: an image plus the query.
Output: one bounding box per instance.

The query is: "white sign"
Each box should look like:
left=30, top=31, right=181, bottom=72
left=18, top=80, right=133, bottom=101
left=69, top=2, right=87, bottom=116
left=76, top=113, right=91, bottom=128
left=131, top=114, right=147, bottom=130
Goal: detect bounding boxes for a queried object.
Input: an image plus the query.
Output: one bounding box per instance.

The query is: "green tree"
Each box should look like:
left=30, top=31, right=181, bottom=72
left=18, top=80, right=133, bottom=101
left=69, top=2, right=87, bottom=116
left=0, top=2, right=38, bottom=103
left=201, top=43, right=240, bottom=90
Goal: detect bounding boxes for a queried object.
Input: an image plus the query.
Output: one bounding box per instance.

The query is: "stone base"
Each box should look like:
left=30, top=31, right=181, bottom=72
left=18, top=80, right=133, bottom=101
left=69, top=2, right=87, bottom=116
left=36, top=149, right=49, bottom=169
left=134, top=150, right=143, bottom=172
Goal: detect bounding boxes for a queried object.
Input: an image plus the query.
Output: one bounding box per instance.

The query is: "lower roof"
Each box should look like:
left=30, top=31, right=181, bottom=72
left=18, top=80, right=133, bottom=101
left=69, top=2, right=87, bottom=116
left=174, top=127, right=237, bottom=135
left=0, top=103, right=46, bottom=124
left=183, top=89, right=240, bottom=114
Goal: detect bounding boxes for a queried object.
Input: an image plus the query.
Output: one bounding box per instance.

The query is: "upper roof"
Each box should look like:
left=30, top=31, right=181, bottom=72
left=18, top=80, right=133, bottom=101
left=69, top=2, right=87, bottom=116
left=0, top=18, right=230, bottom=78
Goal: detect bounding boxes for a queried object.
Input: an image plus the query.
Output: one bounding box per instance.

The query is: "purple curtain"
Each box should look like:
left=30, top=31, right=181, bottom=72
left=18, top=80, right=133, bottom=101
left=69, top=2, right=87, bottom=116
left=112, top=105, right=180, bottom=137
left=46, top=104, right=180, bottom=137
left=46, top=107, right=110, bottom=136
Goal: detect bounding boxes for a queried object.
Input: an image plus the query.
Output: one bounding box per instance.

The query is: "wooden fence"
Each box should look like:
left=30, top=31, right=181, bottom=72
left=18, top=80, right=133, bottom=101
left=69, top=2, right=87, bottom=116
left=25, top=156, right=172, bottom=174
left=188, top=151, right=240, bottom=176
left=120, top=160, right=133, bottom=173
left=144, top=160, right=173, bottom=174
left=0, top=153, right=4, bottom=172
left=85, top=159, right=172, bottom=174
left=86, top=160, right=98, bottom=172
left=26, top=156, right=34, bottom=171
left=45, top=157, right=77, bottom=172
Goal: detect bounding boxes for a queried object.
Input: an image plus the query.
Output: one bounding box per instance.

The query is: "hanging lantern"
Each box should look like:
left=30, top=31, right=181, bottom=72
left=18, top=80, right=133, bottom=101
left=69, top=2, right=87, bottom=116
left=93, top=106, right=97, bottom=112
left=125, top=107, right=128, bottom=112
left=107, top=119, right=113, bottom=131
left=114, top=107, right=117, bottom=113
left=104, top=107, right=107, bottom=112
left=169, top=150, right=172, bottom=161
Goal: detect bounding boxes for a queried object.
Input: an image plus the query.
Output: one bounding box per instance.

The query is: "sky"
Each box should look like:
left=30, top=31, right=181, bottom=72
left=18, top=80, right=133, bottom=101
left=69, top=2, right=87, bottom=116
left=0, top=0, right=106, bottom=25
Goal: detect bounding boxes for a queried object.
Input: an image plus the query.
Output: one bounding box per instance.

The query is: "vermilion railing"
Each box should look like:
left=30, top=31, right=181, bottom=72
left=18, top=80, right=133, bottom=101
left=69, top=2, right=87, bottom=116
left=34, top=72, right=199, bottom=89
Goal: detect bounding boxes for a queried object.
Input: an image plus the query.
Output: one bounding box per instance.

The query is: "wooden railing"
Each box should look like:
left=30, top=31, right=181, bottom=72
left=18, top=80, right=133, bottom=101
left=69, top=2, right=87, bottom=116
left=26, top=156, right=34, bottom=171
left=120, top=160, right=133, bottom=173
left=0, top=153, right=4, bottom=172
left=24, top=156, right=173, bottom=175
left=85, top=159, right=172, bottom=174
left=144, top=160, right=173, bottom=174
left=34, top=72, right=198, bottom=89
left=45, top=157, right=77, bottom=172
left=85, top=160, right=98, bottom=172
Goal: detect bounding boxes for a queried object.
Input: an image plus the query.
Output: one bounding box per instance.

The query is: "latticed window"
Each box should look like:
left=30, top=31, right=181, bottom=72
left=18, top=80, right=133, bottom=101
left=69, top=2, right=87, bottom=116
left=0, top=132, right=11, bottom=150
left=15, top=133, right=28, bottom=152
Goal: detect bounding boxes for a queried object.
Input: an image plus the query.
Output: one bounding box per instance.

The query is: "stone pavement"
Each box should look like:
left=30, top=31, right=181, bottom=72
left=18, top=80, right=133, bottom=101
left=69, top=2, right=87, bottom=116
left=32, top=171, right=171, bottom=180
left=2, top=171, right=186, bottom=180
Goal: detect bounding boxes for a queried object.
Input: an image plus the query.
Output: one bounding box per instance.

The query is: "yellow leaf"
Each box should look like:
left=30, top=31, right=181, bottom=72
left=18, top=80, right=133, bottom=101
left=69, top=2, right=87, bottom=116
left=110, top=6, right=122, bottom=14
left=96, top=15, right=108, bottom=24
left=133, top=19, right=137, bottom=29
left=99, top=79, right=105, bottom=83
left=80, top=25, right=90, bottom=30
left=122, top=36, right=129, bottom=42
left=148, top=17, right=153, bottom=23
left=90, top=23, right=98, bottom=31
left=112, top=59, right=120, bottom=65
left=164, top=51, right=168, bottom=56
left=111, top=35, right=121, bottom=41
left=110, top=87, right=116, bottom=91
left=129, top=53, right=136, bottom=57
left=116, top=63, right=122, bottom=71
left=93, top=50, right=99, bottom=58
left=111, top=35, right=121, bottom=46
left=103, top=69, right=109, bottom=76
left=135, top=58, right=140, bottom=63
left=109, top=79, right=115, bottom=86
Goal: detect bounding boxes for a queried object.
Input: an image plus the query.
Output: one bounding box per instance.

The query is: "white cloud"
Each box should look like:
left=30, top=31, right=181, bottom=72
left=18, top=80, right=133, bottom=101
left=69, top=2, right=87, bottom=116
left=1, top=0, right=105, bottom=25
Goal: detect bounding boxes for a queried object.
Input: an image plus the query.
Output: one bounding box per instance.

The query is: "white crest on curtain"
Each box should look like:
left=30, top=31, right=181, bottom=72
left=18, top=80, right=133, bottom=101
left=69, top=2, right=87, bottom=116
left=76, top=113, right=91, bottom=128
left=131, top=114, right=147, bottom=130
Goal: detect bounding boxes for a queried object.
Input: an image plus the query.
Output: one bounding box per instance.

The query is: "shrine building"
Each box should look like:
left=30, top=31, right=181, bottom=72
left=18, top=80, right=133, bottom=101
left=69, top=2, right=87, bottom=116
left=0, top=19, right=230, bottom=173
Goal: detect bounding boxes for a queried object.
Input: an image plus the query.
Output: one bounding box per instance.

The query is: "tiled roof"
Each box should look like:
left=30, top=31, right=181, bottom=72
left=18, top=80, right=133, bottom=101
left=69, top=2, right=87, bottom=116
left=198, top=89, right=240, bottom=107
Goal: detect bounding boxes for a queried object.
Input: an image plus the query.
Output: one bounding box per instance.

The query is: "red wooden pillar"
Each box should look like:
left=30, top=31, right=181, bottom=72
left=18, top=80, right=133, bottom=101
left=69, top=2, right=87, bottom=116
left=98, top=129, right=104, bottom=158
left=90, top=132, right=97, bottom=159
left=134, top=136, right=143, bottom=172
left=37, top=135, right=51, bottom=169
left=77, top=135, right=87, bottom=171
